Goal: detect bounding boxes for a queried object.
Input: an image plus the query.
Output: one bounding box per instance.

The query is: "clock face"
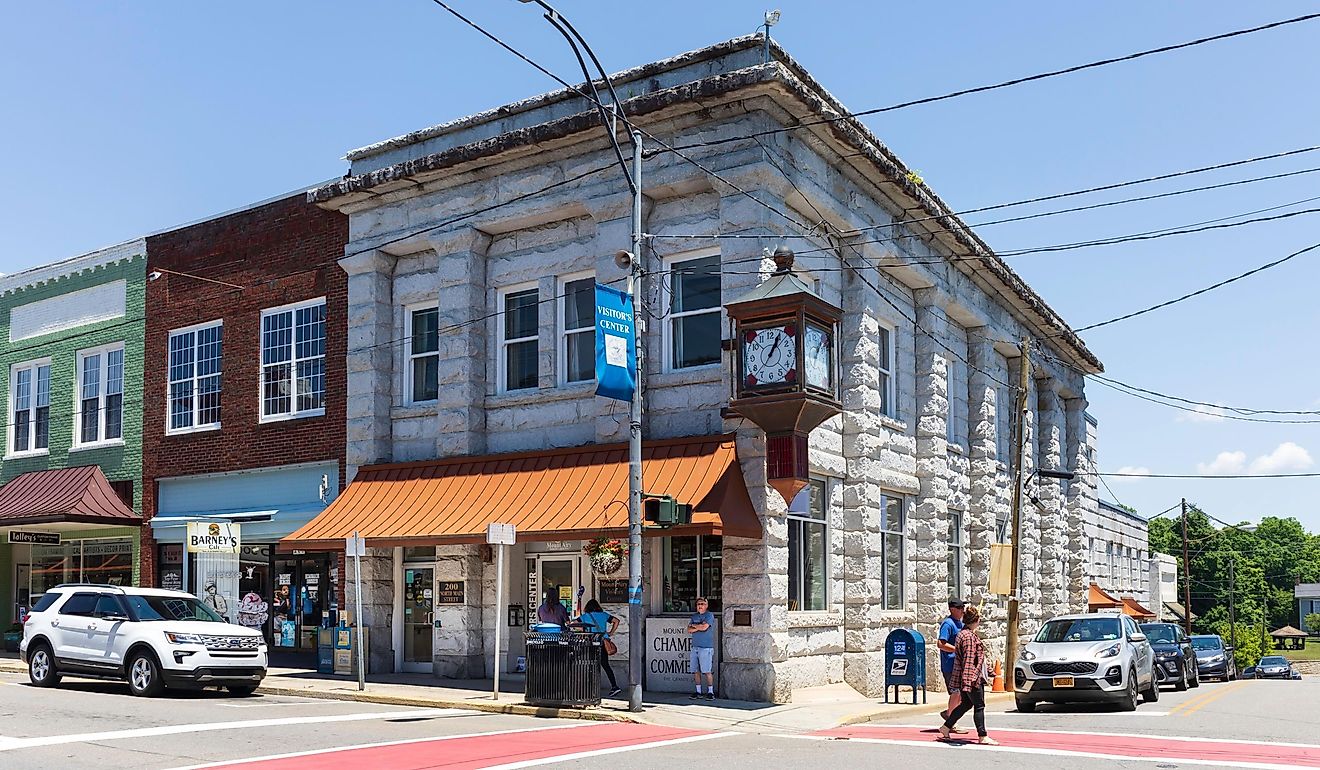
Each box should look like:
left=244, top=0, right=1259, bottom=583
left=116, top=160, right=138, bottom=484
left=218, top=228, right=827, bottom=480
left=743, top=324, right=796, bottom=387
left=804, top=323, right=832, bottom=391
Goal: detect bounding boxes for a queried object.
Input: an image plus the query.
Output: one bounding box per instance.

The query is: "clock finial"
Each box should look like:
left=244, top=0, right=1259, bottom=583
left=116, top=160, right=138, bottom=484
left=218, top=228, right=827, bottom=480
left=772, top=245, right=794, bottom=274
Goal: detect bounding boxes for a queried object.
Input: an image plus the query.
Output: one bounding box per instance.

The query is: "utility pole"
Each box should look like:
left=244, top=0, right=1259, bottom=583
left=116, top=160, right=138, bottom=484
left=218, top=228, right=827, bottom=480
left=626, top=131, right=645, bottom=713
left=1228, top=558, right=1237, bottom=650
left=1004, top=337, right=1031, bottom=690
left=1181, top=498, right=1192, bottom=635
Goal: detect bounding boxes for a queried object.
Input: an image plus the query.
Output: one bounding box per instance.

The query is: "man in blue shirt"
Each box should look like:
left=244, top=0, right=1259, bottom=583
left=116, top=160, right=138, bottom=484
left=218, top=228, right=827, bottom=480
left=938, top=598, right=967, bottom=731
left=687, top=597, right=717, bottom=700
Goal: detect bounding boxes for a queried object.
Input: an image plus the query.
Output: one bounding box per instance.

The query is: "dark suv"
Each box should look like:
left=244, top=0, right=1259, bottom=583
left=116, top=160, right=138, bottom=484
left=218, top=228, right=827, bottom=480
left=1190, top=634, right=1237, bottom=681
left=1140, top=622, right=1200, bottom=691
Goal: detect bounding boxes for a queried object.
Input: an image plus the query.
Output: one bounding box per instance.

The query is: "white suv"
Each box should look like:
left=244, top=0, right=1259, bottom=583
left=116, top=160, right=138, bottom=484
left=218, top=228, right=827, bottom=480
left=20, top=584, right=268, bottom=697
left=1014, top=612, right=1157, bottom=712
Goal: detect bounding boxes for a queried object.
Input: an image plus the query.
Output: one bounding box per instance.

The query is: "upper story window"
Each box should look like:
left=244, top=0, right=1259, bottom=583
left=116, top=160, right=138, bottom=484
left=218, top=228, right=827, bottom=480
left=168, top=322, right=223, bottom=433
left=560, top=275, right=595, bottom=385
left=948, top=508, right=964, bottom=598
left=261, top=299, right=326, bottom=421
left=881, top=491, right=906, bottom=610
left=878, top=323, right=896, bottom=418
left=10, top=359, right=50, bottom=455
left=76, top=344, right=124, bottom=446
left=665, top=253, right=721, bottom=370
left=407, top=306, right=439, bottom=403
left=499, top=285, right=539, bottom=392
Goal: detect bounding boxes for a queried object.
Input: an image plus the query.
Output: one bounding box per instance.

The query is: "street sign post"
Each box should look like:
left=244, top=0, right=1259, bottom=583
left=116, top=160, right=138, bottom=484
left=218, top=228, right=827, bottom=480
left=487, top=523, right=516, bottom=700
left=346, top=533, right=367, bottom=692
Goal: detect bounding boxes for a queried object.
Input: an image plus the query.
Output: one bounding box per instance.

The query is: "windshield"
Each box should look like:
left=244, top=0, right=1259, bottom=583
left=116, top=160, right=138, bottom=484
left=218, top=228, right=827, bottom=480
left=124, top=595, right=225, bottom=623
left=1140, top=624, right=1178, bottom=643
left=1260, top=656, right=1288, bottom=666
left=1036, top=618, right=1121, bottom=643
left=1190, top=637, right=1222, bottom=651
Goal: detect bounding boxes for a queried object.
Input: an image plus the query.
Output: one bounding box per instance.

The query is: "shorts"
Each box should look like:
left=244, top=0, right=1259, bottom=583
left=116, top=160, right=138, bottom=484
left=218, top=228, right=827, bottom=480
left=690, top=646, right=715, bottom=674
left=942, top=670, right=956, bottom=692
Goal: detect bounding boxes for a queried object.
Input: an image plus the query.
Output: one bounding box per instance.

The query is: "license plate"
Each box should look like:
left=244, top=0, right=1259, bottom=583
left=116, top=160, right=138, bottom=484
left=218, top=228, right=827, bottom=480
left=1052, top=676, right=1075, bottom=688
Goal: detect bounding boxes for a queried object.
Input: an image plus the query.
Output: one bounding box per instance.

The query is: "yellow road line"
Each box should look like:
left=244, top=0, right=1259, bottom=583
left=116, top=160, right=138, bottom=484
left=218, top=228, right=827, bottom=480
left=1171, top=679, right=1249, bottom=717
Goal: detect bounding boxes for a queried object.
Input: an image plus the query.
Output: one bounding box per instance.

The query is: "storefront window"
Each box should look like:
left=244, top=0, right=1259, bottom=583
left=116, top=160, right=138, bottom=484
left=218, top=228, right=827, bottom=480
left=788, top=479, right=828, bottom=612
left=662, top=535, right=721, bottom=613
left=30, top=538, right=133, bottom=598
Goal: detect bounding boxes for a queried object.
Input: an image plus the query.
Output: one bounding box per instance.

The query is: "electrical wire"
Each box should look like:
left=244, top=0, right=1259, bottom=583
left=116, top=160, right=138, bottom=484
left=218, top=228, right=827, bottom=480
left=1086, top=376, right=1320, bottom=424
left=1099, top=471, right=1320, bottom=479
left=658, top=13, right=1320, bottom=155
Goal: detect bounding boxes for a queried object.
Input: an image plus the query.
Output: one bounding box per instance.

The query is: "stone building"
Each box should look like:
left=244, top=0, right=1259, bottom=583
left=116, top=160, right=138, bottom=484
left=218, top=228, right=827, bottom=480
left=1083, top=498, right=1156, bottom=620
left=139, top=191, right=349, bottom=665
left=286, top=36, right=1103, bottom=702
left=0, top=242, right=146, bottom=629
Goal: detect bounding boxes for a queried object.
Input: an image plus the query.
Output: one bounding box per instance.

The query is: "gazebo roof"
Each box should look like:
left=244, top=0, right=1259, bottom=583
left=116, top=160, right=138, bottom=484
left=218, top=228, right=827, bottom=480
left=1270, top=625, right=1308, bottom=638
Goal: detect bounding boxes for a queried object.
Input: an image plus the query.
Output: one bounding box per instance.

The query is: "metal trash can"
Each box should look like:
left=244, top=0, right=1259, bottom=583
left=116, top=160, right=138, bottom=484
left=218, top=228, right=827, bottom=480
left=525, top=628, right=602, bottom=708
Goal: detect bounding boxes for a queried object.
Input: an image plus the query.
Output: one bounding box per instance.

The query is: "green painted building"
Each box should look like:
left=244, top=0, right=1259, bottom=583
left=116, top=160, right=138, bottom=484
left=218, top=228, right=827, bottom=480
left=0, top=240, right=146, bottom=632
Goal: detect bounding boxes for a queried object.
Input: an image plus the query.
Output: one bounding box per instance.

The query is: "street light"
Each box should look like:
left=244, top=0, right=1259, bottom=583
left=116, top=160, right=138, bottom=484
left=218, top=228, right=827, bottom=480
left=516, top=0, right=646, bottom=714
left=762, top=10, right=781, bottom=63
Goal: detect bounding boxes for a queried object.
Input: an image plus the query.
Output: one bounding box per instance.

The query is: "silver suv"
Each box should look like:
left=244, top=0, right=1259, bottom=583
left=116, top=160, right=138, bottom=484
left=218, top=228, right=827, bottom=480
left=1014, top=612, right=1157, bottom=712
left=20, top=584, right=267, bottom=697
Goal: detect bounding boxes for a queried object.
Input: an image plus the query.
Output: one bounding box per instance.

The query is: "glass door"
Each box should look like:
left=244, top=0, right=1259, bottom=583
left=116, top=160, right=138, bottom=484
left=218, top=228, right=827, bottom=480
left=537, top=557, right=579, bottom=622
left=402, top=566, right=434, bottom=672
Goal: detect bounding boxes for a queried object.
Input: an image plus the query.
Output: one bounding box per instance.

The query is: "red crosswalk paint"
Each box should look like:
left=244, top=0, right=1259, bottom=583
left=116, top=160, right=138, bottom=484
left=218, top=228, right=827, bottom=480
left=812, top=725, right=1320, bottom=768
left=196, top=722, right=714, bottom=770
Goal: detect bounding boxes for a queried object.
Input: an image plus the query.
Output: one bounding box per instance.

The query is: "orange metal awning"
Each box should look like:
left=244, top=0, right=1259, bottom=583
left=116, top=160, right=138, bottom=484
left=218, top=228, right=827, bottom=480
left=1088, top=583, right=1123, bottom=610
left=1120, top=596, right=1156, bottom=620
left=282, top=434, right=760, bottom=550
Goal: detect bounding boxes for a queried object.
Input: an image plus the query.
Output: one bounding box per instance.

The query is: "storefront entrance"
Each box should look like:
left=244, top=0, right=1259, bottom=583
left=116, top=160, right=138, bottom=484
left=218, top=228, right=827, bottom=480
left=536, top=556, right=579, bottom=619
left=402, top=566, right=434, bottom=672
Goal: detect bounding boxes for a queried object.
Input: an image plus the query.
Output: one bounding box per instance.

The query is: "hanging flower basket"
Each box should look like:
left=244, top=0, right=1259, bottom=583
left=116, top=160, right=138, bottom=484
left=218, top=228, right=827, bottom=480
left=584, top=537, right=626, bottom=576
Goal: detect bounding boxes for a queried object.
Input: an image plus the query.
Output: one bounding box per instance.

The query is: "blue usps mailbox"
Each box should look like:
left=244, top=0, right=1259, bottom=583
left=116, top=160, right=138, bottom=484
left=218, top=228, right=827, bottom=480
left=884, top=627, right=927, bottom=704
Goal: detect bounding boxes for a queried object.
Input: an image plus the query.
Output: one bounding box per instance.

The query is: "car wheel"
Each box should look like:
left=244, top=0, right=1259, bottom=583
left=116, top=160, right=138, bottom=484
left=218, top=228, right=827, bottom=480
left=1118, top=669, right=1139, bottom=711
left=1015, top=697, right=1036, bottom=713
left=1189, top=662, right=1200, bottom=688
left=127, top=652, right=166, bottom=697
left=1174, top=663, right=1188, bottom=691
left=1142, top=675, right=1160, bottom=703
left=227, top=685, right=259, bottom=697
left=27, top=644, right=61, bottom=688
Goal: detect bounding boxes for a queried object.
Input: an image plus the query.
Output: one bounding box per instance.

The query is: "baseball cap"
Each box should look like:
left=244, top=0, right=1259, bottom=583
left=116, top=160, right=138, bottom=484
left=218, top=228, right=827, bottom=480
left=948, top=598, right=966, bottom=609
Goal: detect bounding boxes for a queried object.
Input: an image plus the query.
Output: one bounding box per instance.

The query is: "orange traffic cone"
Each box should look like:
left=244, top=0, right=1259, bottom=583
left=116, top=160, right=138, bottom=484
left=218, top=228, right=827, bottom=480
left=991, top=660, right=1005, bottom=693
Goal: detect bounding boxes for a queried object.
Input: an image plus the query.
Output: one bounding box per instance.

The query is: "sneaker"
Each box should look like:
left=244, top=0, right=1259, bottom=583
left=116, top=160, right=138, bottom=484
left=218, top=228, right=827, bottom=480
left=689, top=692, right=703, bottom=700
left=609, top=688, right=622, bottom=697
left=705, top=692, right=716, bottom=701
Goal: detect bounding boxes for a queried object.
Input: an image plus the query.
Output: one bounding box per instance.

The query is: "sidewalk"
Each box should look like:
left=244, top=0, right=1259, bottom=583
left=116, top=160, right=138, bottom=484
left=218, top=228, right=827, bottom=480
left=0, top=651, right=994, bottom=733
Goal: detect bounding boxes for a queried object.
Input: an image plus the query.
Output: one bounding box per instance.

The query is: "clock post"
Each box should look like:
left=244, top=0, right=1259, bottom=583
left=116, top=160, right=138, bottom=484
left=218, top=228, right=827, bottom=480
left=725, top=247, right=843, bottom=504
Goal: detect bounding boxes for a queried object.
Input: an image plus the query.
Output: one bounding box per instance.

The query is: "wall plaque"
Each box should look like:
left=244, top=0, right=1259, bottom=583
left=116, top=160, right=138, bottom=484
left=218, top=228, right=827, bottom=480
left=436, top=580, right=465, bottom=604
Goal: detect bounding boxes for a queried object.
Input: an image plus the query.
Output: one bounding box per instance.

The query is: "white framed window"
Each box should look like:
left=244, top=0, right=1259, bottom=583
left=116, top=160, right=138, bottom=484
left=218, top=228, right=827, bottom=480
left=881, top=491, right=906, bottom=610
left=877, top=322, right=896, bottom=418
left=167, top=321, right=223, bottom=433
left=406, top=305, right=439, bottom=404
left=559, top=273, right=595, bottom=384
left=75, top=343, right=124, bottom=447
left=9, top=359, right=50, bottom=455
left=663, top=252, right=721, bottom=371
left=948, top=509, right=964, bottom=599
left=788, top=478, right=829, bottom=611
left=498, top=284, right=539, bottom=392
left=260, top=298, right=326, bottom=421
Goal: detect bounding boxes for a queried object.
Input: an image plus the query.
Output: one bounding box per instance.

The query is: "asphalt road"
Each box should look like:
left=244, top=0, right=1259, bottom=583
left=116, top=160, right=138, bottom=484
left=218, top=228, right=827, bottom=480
left=0, top=669, right=1315, bottom=769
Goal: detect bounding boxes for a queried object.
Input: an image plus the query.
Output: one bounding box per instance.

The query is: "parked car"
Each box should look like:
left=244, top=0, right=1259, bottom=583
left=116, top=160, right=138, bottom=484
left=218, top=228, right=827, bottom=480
left=1253, top=656, right=1293, bottom=680
left=1190, top=634, right=1237, bottom=681
left=20, top=584, right=267, bottom=697
left=1290, top=666, right=1303, bottom=680
left=1140, top=622, right=1200, bottom=691
left=1015, top=612, right=1157, bottom=712
left=1242, top=665, right=1256, bottom=678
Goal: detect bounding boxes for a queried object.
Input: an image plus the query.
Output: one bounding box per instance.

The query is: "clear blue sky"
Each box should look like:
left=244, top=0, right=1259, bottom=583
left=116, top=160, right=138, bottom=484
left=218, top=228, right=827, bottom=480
left=4, top=2, right=1319, bottom=530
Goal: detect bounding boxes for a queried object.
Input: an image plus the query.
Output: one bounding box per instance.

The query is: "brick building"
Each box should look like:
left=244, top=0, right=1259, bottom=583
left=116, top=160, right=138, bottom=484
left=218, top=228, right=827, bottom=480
left=0, top=242, right=146, bottom=628
left=140, top=191, right=348, bottom=662
left=286, top=37, right=1104, bottom=702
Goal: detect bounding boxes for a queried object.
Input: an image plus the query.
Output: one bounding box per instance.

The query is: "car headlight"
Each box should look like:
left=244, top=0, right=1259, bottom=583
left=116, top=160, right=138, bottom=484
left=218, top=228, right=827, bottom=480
left=1156, top=651, right=1175, bottom=659
left=165, top=632, right=204, bottom=645
left=1020, top=649, right=1036, bottom=661
left=1207, top=654, right=1224, bottom=663
left=1099, top=643, right=1122, bottom=658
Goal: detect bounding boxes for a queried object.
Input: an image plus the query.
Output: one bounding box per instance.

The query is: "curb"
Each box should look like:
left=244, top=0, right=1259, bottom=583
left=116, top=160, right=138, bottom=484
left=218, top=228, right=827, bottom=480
left=836, top=690, right=1014, bottom=727
left=253, top=684, right=638, bottom=723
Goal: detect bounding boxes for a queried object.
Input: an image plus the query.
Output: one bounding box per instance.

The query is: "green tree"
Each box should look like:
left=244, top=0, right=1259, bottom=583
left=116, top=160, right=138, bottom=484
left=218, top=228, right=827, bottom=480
left=1304, top=612, right=1320, bottom=634
left=1210, top=620, right=1274, bottom=669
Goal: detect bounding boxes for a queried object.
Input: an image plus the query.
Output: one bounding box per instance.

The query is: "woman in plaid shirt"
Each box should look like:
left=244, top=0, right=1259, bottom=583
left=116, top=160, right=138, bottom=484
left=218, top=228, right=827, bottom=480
left=938, top=605, right=999, bottom=745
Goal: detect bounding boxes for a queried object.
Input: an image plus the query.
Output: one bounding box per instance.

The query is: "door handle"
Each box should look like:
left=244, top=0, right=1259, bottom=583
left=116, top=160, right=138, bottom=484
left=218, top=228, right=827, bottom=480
left=50, top=620, right=59, bottom=628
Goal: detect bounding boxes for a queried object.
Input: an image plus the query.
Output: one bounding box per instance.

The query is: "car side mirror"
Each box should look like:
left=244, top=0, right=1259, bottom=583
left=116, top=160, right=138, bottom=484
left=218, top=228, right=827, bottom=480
left=1224, top=646, right=1234, bottom=652
left=1129, top=633, right=1147, bottom=642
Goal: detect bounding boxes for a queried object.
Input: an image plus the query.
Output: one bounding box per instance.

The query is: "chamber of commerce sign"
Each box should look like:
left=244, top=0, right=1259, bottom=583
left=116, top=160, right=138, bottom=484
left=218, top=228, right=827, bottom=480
left=186, top=521, right=241, bottom=553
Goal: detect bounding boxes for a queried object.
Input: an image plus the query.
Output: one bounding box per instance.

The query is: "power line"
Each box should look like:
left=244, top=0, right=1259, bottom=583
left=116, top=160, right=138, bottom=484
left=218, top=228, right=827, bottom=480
left=1086, top=376, right=1320, bottom=424
left=1099, top=471, right=1320, bottom=479
left=1089, top=374, right=1320, bottom=417
left=658, top=14, right=1320, bottom=155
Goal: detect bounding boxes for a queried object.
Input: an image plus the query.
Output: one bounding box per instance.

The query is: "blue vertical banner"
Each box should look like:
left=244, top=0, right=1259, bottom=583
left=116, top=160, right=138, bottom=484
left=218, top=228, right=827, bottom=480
left=595, top=283, right=637, bottom=402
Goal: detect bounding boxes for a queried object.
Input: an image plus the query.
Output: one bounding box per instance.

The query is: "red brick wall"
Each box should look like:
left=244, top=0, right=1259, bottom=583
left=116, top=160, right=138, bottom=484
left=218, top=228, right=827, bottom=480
left=140, top=193, right=348, bottom=588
